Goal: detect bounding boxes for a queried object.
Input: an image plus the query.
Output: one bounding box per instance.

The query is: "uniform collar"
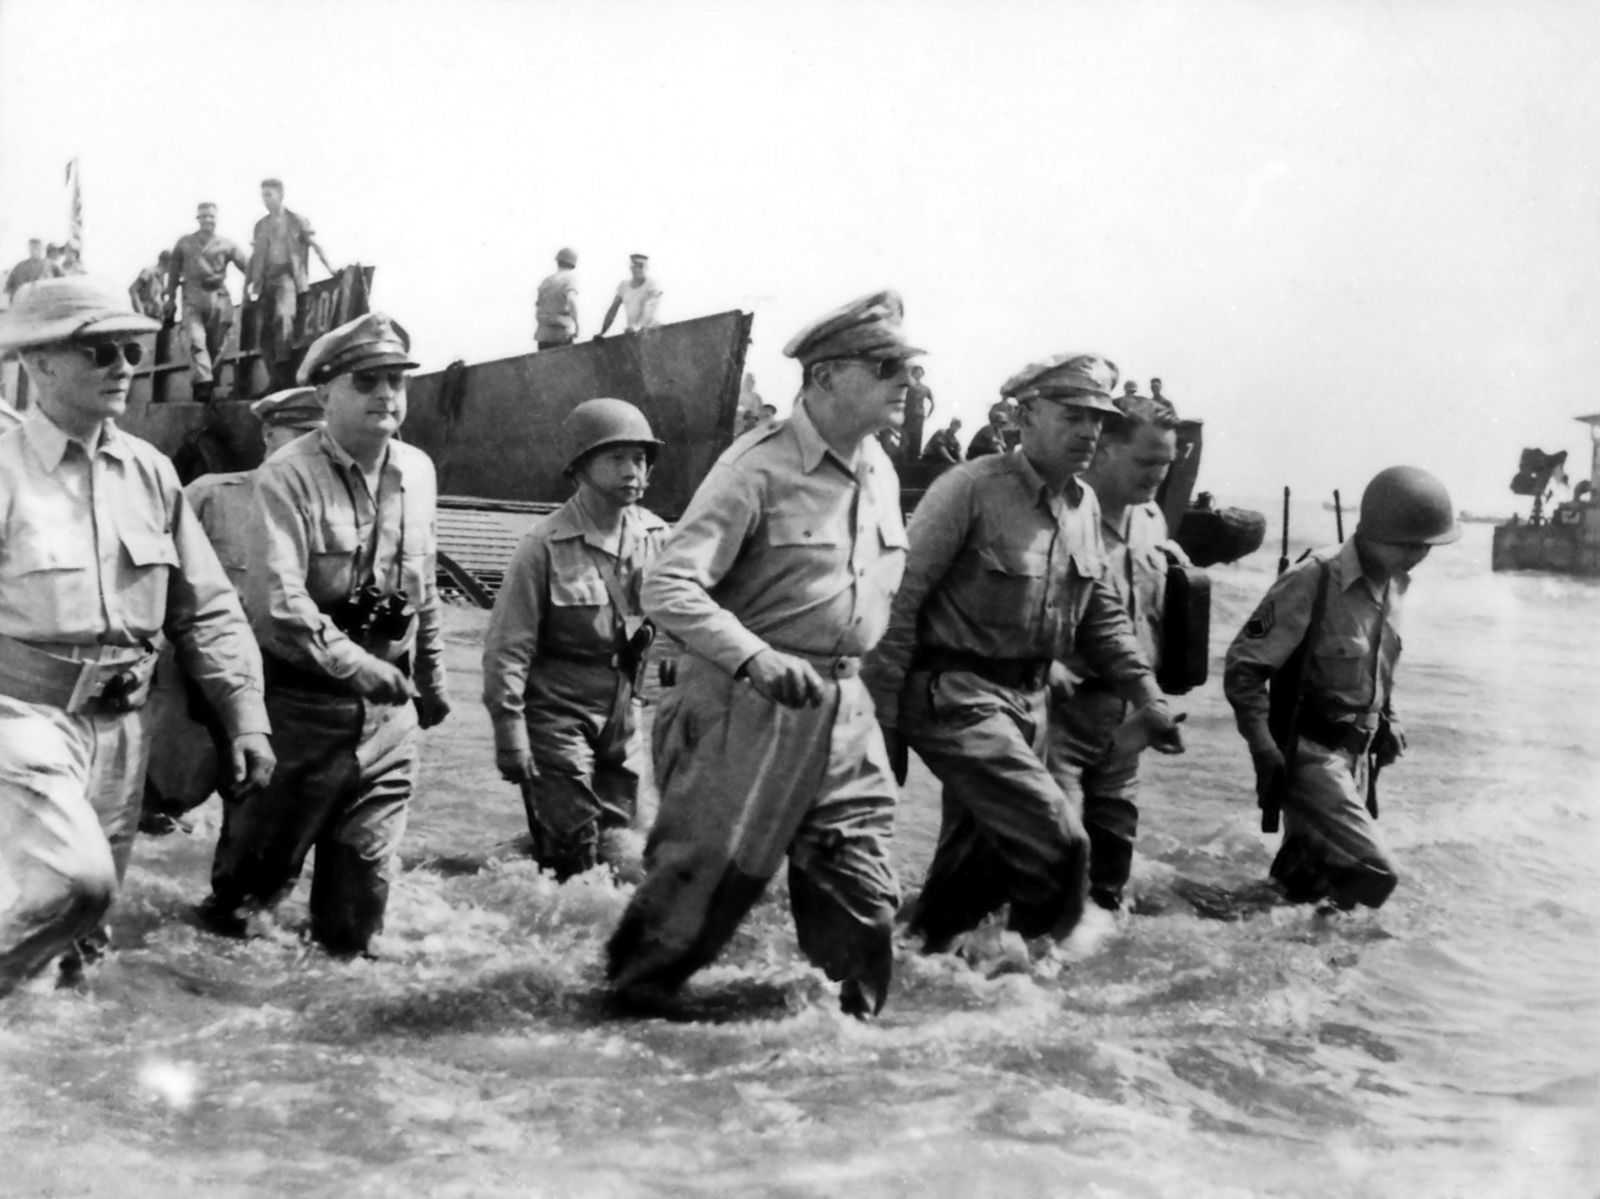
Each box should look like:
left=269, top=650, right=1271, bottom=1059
left=791, top=399, right=864, bottom=477
left=549, top=496, right=663, bottom=549
left=1336, top=536, right=1410, bottom=596
left=316, top=426, right=396, bottom=480
left=1010, top=449, right=1083, bottom=506
left=23, top=405, right=130, bottom=470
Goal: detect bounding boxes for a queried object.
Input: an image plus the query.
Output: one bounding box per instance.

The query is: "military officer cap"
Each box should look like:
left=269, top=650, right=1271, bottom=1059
left=1001, top=352, right=1120, bottom=414
left=251, top=386, right=325, bottom=430
left=0, top=276, right=159, bottom=354
left=782, top=289, right=927, bottom=368
left=629, top=253, right=649, bottom=265
left=297, top=311, right=420, bottom=385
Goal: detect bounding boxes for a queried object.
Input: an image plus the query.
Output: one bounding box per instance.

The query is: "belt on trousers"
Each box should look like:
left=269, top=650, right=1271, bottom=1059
left=0, top=633, right=158, bottom=715
left=1298, top=709, right=1378, bottom=755
left=263, top=651, right=411, bottom=698
left=764, top=648, right=862, bottom=679
left=914, top=648, right=1051, bottom=691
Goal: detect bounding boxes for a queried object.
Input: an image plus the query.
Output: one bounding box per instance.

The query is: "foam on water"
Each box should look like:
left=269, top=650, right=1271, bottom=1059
left=2, top=522, right=1598, bottom=1197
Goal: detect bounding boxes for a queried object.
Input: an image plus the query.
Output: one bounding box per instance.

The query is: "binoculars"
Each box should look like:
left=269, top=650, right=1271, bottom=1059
left=330, top=585, right=414, bottom=645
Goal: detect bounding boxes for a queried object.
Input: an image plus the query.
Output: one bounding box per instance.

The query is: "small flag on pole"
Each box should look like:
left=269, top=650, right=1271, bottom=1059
left=65, top=158, right=83, bottom=257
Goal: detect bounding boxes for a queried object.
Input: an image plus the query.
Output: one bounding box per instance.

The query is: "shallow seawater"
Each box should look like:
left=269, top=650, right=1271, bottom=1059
left=3, top=519, right=1598, bottom=1198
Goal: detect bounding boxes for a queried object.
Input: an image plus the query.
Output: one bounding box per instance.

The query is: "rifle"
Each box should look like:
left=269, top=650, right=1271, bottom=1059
left=1277, top=486, right=1290, bottom=575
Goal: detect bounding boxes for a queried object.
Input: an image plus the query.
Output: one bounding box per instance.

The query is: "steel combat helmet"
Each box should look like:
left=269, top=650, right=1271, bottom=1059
left=1357, top=465, right=1462, bottom=545
left=563, top=397, right=663, bottom=474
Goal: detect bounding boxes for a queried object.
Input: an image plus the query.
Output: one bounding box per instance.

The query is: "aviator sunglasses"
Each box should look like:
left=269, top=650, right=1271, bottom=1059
left=829, top=356, right=911, bottom=381
left=79, top=341, right=144, bottom=369
left=348, top=369, right=408, bottom=394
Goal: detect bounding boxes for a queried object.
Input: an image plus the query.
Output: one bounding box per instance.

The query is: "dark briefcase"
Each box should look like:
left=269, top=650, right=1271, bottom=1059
left=1156, top=549, right=1210, bottom=695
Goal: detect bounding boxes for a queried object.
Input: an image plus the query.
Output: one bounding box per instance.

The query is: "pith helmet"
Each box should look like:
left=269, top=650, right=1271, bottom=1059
left=1357, top=465, right=1461, bottom=545
left=563, top=397, right=663, bottom=473
left=0, top=276, right=159, bottom=353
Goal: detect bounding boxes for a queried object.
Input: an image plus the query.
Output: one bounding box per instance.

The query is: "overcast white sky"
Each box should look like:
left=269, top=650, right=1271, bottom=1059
left=3, top=0, right=1598, bottom=511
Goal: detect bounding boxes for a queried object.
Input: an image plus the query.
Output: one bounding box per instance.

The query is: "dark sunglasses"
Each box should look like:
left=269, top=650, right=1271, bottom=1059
left=831, top=356, right=910, bottom=381
left=348, top=369, right=408, bottom=394
left=80, top=341, right=144, bottom=369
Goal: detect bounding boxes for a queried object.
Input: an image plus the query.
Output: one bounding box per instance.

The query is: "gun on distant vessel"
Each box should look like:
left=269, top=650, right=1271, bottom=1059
left=1332, top=489, right=1345, bottom=540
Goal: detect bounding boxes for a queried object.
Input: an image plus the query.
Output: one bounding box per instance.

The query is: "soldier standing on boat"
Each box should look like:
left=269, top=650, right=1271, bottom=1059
left=199, top=313, right=450, bottom=956
left=0, top=277, right=273, bottom=996
left=128, top=251, right=171, bottom=320
left=4, top=238, right=61, bottom=302
left=534, top=247, right=581, bottom=350
left=863, top=353, right=1183, bottom=962
left=597, top=253, right=662, bottom=337
left=248, top=178, right=335, bottom=390
left=166, top=203, right=249, bottom=403
left=1224, top=466, right=1459, bottom=911
left=482, top=398, right=668, bottom=879
left=1045, top=391, right=1187, bottom=916
left=606, top=290, right=917, bottom=1017
left=141, top=387, right=326, bottom=836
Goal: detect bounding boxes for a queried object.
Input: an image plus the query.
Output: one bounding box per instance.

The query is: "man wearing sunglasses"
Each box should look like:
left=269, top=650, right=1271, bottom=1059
left=607, top=290, right=916, bottom=1019
left=0, top=277, right=273, bottom=997
left=200, top=312, right=450, bottom=958
left=864, top=353, right=1183, bottom=969
left=165, top=202, right=249, bottom=404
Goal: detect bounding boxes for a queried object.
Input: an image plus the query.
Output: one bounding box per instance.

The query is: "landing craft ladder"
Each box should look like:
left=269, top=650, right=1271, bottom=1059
left=434, top=496, right=559, bottom=605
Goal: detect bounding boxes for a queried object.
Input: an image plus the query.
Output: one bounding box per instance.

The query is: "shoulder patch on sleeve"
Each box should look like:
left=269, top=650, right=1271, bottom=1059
left=1244, top=602, right=1275, bottom=639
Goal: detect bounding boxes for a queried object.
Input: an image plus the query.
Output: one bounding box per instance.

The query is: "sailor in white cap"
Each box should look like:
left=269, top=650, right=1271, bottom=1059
left=0, top=277, right=273, bottom=995
left=597, top=252, right=662, bottom=338
left=606, top=289, right=919, bottom=1017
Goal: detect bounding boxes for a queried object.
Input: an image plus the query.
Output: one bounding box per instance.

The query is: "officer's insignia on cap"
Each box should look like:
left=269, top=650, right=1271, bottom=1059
left=1244, top=603, right=1275, bottom=639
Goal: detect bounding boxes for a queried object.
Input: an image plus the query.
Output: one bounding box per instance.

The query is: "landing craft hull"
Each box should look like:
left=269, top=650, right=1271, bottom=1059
left=401, top=312, right=753, bottom=521
left=1492, top=506, right=1600, bottom=574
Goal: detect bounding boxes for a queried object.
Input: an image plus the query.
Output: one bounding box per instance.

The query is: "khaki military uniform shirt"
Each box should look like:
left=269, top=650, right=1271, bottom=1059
left=185, top=470, right=255, bottom=592
left=0, top=410, right=267, bottom=735
left=245, top=429, right=446, bottom=702
left=642, top=400, right=907, bottom=674
left=1065, top=500, right=1176, bottom=681
left=169, top=232, right=247, bottom=299
left=865, top=451, right=1158, bottom=728
left=482, top=497, right=668, bottom=753
left=1223, top=538, right=1406, bottom=749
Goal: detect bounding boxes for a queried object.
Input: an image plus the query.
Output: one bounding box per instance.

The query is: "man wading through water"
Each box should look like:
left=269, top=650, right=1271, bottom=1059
left=865, top=353, right=1183, bottom=969
left=482, top=398, right=668, bottom=880
left=606, top=290, right=918, bottom=1018
left=1224, top=465, right=1459, bottom=911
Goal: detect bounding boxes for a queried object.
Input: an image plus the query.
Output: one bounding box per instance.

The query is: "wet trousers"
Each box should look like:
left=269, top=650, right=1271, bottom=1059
left=143, top=645, right=228, bottom=820
left=182, top=290, right=233, bottom=387
left=0, top=695, right=147, bottom=996
left=607, top=656, right=899, bottom=1006
left=260, top=270, right=300, bottom=389
left=1274, top=738, right=1398, bottom=909
left=902, top=669, right=1089, bottom=947
left=521, top=658, right=639, bottom=879
left=208, top=686, right=417, bottom=953
left=1046, top=686, right=1141, bottom=905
